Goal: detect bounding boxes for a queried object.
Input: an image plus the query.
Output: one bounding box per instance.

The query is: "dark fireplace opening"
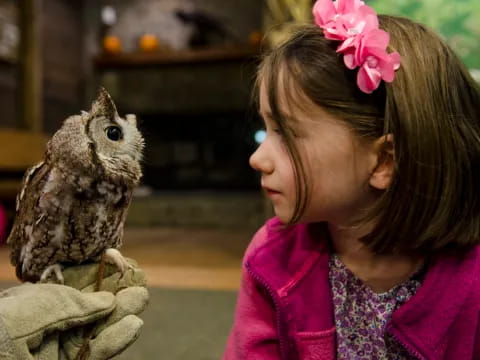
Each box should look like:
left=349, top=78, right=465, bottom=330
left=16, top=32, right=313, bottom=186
left=138, top=111, right=261, bottom=191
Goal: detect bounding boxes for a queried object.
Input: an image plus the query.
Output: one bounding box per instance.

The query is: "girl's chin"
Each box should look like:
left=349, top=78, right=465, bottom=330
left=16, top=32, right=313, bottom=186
left=272, top=209, right=293, bottom=224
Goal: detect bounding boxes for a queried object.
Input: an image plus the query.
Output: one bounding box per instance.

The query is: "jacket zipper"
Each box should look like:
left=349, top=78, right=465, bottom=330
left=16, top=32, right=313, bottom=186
left=386, top=324, right=425, bottom=360
left=246, top=262, right=290, bottom=360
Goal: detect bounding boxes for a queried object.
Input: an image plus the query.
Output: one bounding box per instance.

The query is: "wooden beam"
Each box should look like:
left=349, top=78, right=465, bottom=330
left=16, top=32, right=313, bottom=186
left=0, top=130, right=47, bottom=171
left=82, top=0, right=101, bottom=107
left=18, top=0, right=42, bottom=132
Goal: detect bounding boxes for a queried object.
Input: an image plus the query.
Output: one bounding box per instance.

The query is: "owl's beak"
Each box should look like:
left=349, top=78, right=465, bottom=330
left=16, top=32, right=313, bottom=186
left=125, top=114, right=137, bottom=127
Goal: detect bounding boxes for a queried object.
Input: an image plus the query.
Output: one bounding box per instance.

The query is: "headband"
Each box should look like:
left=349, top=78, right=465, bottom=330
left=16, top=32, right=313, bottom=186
left=313, top=0, right=401, bottom=93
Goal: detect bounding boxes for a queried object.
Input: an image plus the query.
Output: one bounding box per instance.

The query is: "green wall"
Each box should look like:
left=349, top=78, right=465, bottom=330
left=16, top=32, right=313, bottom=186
left=368, top=0, right=480, bottom=70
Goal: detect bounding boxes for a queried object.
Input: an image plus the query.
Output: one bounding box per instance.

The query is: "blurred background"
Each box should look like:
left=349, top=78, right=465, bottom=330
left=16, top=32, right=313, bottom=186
left=0, top=0, right=477, bottom=359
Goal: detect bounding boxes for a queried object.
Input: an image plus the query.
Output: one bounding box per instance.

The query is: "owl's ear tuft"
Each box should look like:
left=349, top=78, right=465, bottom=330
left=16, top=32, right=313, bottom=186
left=91, top=87, right=118, bottom=120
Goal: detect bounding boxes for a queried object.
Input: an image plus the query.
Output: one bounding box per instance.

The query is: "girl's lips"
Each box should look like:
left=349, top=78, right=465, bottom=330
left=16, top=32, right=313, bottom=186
left=264, top=188, right=281, bottom=197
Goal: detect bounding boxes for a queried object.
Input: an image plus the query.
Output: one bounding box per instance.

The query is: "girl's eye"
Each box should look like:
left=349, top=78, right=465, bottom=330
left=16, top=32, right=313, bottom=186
left=106, top=126, right=123, bottom=141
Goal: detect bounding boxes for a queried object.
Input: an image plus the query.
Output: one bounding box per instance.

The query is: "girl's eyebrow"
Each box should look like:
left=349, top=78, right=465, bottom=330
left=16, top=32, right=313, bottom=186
left=260, top=111, right=297, bottom=122
left=259, top=109, right=302, bottom=130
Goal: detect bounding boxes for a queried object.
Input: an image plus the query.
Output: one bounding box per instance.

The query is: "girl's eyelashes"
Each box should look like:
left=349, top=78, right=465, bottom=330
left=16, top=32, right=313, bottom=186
left=260, top=115, right=299, bottom=138
left=269, top=125, right=299, bottom=139
left=280, top=127, right=300, bottom=138
left=270, top=127, right=286, bottom=140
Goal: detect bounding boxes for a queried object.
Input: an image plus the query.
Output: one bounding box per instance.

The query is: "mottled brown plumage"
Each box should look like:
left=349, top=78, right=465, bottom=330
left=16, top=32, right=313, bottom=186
left=7, top=88, right=144, bottom=282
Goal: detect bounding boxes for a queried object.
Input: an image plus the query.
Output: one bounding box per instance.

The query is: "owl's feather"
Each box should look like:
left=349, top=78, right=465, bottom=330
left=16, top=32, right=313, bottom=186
left=7, top=88, right=143, bottom=282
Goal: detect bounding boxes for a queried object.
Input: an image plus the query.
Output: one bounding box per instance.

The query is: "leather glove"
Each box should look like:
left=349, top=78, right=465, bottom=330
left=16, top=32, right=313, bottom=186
left=0, top=258, right=148, bottom=360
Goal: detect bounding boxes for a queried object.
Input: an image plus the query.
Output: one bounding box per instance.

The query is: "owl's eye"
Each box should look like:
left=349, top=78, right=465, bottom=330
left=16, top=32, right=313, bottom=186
left=106, top=126, right=123, bottom=141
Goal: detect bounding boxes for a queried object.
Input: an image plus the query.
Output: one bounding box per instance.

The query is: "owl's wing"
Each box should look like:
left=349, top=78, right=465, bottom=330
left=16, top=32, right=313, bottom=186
left=15, top=161, right=45, bottom=212
left=7, top=161, right=47, bottom=266
left=109, top=188, right=134, bottom=249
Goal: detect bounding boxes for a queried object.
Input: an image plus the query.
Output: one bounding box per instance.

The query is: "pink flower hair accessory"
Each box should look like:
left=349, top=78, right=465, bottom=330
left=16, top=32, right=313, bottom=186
left=313, top=0, right=401, bottom=94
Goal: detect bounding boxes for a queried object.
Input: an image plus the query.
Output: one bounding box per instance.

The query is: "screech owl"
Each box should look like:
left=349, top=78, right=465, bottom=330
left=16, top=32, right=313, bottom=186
left=7, top=87, right=144, bottom=283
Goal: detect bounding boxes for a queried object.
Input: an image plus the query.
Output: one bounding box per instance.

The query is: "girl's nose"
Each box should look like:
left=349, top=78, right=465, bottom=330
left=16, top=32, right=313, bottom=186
left=249, top=143, right=274, bottom=174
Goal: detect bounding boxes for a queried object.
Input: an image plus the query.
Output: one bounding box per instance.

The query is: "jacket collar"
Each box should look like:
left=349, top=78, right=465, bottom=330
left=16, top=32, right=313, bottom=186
left=246, top=217, right=329, bottom=296
left=388, top=246, right=480, bottom=359
left=246, top=217, right=480, bottom=359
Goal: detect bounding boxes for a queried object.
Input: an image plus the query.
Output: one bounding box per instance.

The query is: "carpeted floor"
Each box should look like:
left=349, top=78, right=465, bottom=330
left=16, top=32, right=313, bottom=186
left=117, top=287, right=237, bottom=360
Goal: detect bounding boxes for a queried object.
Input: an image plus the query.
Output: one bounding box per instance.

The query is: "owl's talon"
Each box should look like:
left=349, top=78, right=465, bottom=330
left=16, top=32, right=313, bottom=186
left=40, top=264, right=64, bottom=284
left=119, top=265, right=134, bottom=280
left=104, top=248, right=130, bottom=275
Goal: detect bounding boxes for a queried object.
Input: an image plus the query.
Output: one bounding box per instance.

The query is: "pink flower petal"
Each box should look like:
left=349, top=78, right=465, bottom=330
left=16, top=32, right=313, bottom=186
left=313, top=0, right=401, bottom=93
left=337, top=36, right=356, bottom=52
left=390, top=52, right=401, bottom=70
left=313, top=0, right=337, bottom=27
left=351, top=29, right=390, bottom=66
left=335, top=0, right=348, bottom=13
left=380, top=61, right=395, bottom=82
left=366, top=46, right=391, bottom=62
left=357, top=64, right=382, bottom=93
left=337, top=0, right=365, bottom=13
left=379, top=52, right=401, bottom=82
left=354, top=33, right=367, bottom=65
left=357, top=5, right=379, bottom=33
left=350, top=19, right=367, bottom=34
left=343, top=49, right=357, bottom=69
left=325, top=17, right=350, bottom=40
left=324, top=27, right=348, bottom=41
left=363, top=29, right=389, bottom=51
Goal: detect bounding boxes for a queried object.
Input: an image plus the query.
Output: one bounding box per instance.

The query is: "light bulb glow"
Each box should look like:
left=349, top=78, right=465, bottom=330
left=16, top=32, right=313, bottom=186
left=254, top=130, right=266, bottom=144
left=101, top=6, right=117, bottom=26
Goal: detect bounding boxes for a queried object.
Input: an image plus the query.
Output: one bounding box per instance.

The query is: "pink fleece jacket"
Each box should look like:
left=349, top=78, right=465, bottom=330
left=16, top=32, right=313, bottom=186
left=223, top=217, right=480, bottom=360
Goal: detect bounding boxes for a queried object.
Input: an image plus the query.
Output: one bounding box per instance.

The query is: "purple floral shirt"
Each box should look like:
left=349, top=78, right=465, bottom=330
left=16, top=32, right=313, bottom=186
left=329, top=254, right=423, bottom=360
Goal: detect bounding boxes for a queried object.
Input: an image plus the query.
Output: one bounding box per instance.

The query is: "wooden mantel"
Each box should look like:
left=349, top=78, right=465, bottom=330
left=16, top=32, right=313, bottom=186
left=94, top=45, right=260, bottom=68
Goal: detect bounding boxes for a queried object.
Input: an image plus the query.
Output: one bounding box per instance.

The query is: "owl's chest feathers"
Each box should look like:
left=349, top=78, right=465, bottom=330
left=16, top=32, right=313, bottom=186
left=48, top=165, right=129, bottom=204
left=30, top=167, right=131, bottom=262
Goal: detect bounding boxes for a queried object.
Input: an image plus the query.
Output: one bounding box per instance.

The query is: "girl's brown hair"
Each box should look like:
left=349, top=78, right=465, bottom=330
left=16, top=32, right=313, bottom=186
left=259, top=16, right=480, bottom=255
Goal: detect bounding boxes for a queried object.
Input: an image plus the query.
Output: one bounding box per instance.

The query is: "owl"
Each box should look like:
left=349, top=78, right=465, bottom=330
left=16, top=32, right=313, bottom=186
left=7, top=88, right=144, bottom=283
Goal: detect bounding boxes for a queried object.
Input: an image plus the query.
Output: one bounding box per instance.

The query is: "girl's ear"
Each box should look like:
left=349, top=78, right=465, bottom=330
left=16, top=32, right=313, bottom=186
left=369, top=134, right=395, bottom=190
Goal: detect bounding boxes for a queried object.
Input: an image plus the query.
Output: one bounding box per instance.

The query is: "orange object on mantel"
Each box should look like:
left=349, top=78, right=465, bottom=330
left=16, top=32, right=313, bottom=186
left=248, top=30, right=263, bottom=47
left=103, top=35, right=122, bottom=54
left=139, top=33, right=160, bottom=52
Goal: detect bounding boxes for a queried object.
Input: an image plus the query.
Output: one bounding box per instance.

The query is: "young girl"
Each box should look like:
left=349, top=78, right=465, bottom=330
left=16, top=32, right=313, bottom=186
left=224, top=0, right=480, bottom=359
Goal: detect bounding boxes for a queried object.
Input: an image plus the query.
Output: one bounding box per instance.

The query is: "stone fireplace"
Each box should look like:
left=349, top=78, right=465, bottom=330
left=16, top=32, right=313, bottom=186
left=95, top=47, right=260, bottom=191
left=93, top=47, right=266, bottom=228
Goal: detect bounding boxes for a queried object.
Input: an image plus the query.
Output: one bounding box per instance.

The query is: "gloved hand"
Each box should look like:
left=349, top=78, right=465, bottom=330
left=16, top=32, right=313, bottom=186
left=62, top=257, right=147, bottom=293
left=0, top=258, right=149, bottom=360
